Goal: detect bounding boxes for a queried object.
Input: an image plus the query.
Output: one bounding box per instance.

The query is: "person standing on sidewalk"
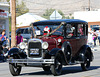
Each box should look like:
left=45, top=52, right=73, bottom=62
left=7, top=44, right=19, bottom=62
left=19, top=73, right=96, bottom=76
left=16, top=32, right=23, bottom=45
left=97, top=29, right=100, bottom=46
left=88, top=31, right=93, bottom=48
left=0, top=30, right=9, bottom=61
left=93, top=29, right=98, bottom=46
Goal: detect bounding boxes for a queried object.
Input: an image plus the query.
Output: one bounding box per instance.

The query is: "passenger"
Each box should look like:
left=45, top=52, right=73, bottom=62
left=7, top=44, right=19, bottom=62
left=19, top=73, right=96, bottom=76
left=43, top=26, right=50, bottom=35
left=68, top=33, right=73, bottom=37
left=79, top=26, right=83, bottom=35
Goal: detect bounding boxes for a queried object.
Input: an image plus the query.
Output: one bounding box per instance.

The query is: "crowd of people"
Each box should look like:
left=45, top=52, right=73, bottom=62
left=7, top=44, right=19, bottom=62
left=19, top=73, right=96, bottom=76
left=88, top=28, right=100, bottom=48
left=0, top=30, right=23, bottom=62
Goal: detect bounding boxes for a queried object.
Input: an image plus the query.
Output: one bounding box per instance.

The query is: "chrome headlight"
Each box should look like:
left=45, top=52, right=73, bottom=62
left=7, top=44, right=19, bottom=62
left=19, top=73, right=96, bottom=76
left=19, top=42, right=26, bottom=49
left=42, top=42, right=49, bottom=49
left=58, top=39, right=61, bottom=42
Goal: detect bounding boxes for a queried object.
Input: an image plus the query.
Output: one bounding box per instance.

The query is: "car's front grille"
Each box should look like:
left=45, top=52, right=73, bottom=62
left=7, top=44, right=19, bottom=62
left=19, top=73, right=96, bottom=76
left=28, top=42, right=42, bottom=58
left=29, top=42, right=41, bottom=48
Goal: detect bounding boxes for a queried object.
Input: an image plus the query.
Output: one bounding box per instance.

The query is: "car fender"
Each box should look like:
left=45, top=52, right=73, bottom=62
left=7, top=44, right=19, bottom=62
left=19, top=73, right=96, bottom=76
left=8, top=47, right=27, bottom=59
left=8, top=47, right=20, bottom=55
left=49, top=48, right=67, bottom=65
left=49, top=48, right=61, bottom=56
left=79, top=45, right=93, bottom=62
left=61, top=41, right=72, bottom=62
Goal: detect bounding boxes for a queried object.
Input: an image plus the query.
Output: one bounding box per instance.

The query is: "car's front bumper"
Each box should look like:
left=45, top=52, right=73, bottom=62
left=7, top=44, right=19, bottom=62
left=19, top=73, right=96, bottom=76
left=7, top=58, right=54, bottom=64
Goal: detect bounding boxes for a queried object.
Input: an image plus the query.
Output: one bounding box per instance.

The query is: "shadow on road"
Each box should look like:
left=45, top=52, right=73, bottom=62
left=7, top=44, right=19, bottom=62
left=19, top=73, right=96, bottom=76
left=20, top=70, right=52, bottom=76
left=62, top=66, right=100, bottom=75
left=20, top=66, right=100, bottom=76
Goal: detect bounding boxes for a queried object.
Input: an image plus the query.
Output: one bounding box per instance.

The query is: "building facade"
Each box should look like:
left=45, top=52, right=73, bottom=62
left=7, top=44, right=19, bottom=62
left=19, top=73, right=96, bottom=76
left=74, top=10, right=100, bottom=29
left=0, top=2, right=9, bottom=38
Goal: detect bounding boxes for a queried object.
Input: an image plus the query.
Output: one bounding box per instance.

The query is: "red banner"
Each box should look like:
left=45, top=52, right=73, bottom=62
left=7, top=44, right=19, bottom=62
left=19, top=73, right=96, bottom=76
left=0, top=12, right=8, bottom=18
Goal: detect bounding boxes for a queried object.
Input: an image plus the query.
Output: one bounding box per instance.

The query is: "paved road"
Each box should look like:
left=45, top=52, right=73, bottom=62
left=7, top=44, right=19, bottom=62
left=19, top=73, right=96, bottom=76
left=0, top=46, right=100, bottom=77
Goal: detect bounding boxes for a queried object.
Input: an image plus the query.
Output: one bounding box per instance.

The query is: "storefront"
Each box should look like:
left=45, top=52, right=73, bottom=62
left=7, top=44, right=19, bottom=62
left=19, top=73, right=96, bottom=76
left=74, top=10, right=100, bottom=28
left=0, top=3, right=9, bottom=38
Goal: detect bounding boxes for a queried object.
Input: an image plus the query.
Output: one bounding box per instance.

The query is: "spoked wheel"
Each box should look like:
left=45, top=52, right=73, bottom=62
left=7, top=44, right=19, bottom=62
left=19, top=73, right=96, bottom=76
left=51, top=53, right=62, bottom=76
left=81, top=50, right=91, bottom=71
left=42, top=66, right=50, bottom=71
left=9, top=57, right=22, bottom=76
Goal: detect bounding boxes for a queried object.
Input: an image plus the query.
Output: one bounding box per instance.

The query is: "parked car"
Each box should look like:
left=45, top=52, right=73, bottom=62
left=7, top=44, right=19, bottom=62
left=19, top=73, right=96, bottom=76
left=16, top=27, right=32, bottom=40
left=9, top=27, right=32, bottom=46
left=7, top=19, right=93, bottom=76
left=92, top=26, right=100, bottom=31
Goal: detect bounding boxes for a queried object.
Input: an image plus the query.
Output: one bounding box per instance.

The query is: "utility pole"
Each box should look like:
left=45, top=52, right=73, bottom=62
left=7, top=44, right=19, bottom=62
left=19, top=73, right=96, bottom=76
left=11, top=0, right=16, bottom=48
left=88, top=0, right=90, bottom=11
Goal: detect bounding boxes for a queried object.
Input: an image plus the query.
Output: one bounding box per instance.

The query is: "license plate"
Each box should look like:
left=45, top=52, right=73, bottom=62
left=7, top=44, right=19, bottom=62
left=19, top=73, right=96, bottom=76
left=30, top=49, right=39, bottom=55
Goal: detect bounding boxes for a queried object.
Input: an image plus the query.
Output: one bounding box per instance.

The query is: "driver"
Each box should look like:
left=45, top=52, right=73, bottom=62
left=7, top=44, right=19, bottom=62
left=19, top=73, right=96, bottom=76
left=43, top=26, right=50, bottom=35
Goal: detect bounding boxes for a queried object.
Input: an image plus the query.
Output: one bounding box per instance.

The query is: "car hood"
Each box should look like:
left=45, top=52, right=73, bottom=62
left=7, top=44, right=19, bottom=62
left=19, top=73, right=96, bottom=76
left=41, top=37, right=57, bottom=46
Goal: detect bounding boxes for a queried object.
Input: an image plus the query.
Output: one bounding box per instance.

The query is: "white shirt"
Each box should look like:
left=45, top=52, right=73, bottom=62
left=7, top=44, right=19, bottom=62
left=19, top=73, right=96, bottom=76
left=96, top=30, right=100, bottom=37
left=88, top=33, right=93, bottom=43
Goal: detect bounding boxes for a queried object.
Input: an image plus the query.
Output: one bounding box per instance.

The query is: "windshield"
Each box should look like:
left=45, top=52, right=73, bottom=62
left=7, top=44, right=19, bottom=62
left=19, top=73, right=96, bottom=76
left=33, top=25, right=63, bottom=36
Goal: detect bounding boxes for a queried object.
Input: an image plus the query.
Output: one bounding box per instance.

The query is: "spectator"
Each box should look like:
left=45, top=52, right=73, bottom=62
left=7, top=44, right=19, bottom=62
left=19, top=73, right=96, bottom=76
left=93, top=29, right=98, bottom=46
left=97, top=29, right=100, bottom=46
left=0, top=30, right=9, bottom=56
left=0, top=29, right=9, bottom=46
left=16, top=32, right=23, bottom=45
left=88, top=31, right=93, bottom=49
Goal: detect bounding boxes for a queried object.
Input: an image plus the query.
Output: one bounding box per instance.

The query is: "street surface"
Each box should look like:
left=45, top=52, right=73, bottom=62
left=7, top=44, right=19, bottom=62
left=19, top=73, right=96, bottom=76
left=0, top=46, right=100, bottom=77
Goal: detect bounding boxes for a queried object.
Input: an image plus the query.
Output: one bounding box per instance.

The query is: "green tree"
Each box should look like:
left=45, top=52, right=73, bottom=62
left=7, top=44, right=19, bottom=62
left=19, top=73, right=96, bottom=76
left=42, top=8, right=66, bottom=19
left=6, top=0, right=10, bottom=2
left=0, top=0, right=10, bottom=2
left=69, top=13, right=74, bottom=19
left=66, top=16, right=70, bottom=19
left=16, top=0, right=29, bottom=17
left=58, top=10, right=66, bottom=19
left=42, top=8, right=55, bottom=19
left=8, top=0, right=29, bottom=31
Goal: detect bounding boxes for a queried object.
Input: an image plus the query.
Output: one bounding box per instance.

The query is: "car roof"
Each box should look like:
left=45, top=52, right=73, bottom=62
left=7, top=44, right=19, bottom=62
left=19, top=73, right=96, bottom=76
left=32, top=19, right=88, bottom=26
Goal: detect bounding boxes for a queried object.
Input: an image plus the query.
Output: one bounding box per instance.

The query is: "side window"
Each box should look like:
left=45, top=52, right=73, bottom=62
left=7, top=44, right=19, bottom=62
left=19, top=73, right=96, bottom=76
left=17, top=29, right=24, bottom=34
left=28, top=28, right=31, bottom=34
left=77, top=24, right=84, bottom=36
left=66, top=24, right=76, bottom=38
left=24, top=28, right=28, bottom=34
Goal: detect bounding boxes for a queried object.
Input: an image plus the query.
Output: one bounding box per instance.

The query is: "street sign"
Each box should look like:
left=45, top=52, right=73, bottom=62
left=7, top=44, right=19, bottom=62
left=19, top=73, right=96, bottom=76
left=50, top=10, right=62, bottom=20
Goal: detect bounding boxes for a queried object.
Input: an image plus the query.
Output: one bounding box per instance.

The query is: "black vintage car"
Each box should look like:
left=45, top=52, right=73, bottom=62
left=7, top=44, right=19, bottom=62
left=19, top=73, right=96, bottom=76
left=7, top=19, right=93, bottom=76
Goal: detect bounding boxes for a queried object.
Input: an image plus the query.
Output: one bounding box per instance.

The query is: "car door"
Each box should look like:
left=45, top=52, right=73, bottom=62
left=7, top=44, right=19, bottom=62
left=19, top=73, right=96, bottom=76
left=65, top=24, right=77, bottom=57
left=75, top=24, right=87, bottom=55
